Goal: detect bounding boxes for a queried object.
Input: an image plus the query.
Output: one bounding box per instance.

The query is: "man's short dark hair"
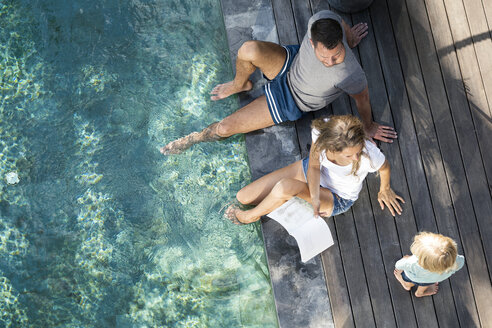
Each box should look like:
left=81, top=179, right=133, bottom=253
left=311, top=18, right=343, bottom=49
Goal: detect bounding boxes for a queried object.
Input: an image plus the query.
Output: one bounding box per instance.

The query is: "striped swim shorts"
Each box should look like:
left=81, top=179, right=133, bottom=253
left=263, top=45, right=305, bottom=125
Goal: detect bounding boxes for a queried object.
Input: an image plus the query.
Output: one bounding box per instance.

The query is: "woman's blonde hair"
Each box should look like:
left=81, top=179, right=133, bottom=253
left=410, top=232, right=458, bottom=273
left=311, top=115, right=367, bottom=176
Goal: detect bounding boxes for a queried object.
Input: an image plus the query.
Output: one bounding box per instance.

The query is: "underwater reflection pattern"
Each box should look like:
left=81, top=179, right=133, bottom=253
left=0, top=0, right=277, bottom=326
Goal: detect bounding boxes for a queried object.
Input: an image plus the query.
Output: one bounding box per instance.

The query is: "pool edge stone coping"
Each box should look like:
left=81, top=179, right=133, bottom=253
left=219, top=0, right=334, bottom=327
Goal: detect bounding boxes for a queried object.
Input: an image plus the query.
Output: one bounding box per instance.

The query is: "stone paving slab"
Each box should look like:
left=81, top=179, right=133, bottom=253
left=219, top=0, right=333, bottom=327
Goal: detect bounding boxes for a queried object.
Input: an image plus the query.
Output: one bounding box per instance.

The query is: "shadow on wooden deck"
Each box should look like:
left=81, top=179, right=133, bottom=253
left=220, top=0, right=492, bottom=327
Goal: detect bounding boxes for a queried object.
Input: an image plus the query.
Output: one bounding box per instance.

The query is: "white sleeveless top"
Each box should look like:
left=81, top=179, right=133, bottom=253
left=312, top=128, right=386, bottom=200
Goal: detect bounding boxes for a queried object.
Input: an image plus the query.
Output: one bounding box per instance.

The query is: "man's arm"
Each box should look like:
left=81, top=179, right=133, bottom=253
left=349, top=87, right=397, bottom=143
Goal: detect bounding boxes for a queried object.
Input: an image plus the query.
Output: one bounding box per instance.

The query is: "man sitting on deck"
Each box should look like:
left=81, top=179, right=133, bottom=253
left=161, top=10, right=397, bottom=155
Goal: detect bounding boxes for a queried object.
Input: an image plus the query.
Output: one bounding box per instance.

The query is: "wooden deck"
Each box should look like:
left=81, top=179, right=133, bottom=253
left=221, top=0, right=492, bottom=326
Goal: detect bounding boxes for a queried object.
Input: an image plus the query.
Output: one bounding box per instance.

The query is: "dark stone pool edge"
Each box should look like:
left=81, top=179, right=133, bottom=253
left=219, top=1, right=334, bottom=327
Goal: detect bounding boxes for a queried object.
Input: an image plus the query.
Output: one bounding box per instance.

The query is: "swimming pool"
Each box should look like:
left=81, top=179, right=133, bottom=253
left=0, top=0, right=277, bottom=326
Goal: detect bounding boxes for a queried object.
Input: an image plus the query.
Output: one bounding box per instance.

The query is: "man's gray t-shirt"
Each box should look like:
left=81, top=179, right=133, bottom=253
left=287, top=10, right=367, bottom=112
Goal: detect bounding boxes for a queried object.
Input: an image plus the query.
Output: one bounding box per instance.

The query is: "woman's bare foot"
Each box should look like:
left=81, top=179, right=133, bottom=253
left=415, top=283, right=439, bottom=297
left=223, top=204, right=260, bottom=225
left=160, top=132, right=200, bottom=155
left=224, top=205, right=246, bottom=225
left=210, top=80, right=253, bottom=100
left=394, top=269, right=414, bottom=291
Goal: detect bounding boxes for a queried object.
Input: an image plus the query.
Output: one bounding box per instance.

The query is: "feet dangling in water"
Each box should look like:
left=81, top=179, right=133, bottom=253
left=160, top=132, right=200, bottom=155
left=223, top=204, right=246, bottom=225
left=210, top=80, right=253, bottom=101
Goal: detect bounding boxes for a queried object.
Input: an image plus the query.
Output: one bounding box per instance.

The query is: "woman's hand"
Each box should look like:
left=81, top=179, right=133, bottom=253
left=378, top=188, right=405, bottom=216
left=311, top=198, right=322, bottom=218
left=311, top=198, right=329, bottom=218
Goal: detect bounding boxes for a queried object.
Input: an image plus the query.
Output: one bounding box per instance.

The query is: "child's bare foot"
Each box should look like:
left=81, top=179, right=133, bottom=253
left=394, top=269, right=414, bottom=291
left=160, top=132, right=200, bottom=155
left=210, top=80, right=253, bottom=100
left=415, top=283, right=439, bottom=297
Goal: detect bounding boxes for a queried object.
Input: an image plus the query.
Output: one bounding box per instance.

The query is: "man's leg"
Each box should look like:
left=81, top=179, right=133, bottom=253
left=210, top=41, right=287, bottom=100
left=160, top=95, right=274, bottom=154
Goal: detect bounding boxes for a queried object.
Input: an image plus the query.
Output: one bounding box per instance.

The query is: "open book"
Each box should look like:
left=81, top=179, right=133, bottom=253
left=267, top=197, right=334, bottom=263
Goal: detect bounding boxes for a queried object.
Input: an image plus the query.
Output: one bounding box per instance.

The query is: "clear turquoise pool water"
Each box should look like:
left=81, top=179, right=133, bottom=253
left=0, top=0, right=277, bottom=326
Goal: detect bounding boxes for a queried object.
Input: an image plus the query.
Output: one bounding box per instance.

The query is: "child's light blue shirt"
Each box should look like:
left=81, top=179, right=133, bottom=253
left=395, top=255, right=465, bottom=283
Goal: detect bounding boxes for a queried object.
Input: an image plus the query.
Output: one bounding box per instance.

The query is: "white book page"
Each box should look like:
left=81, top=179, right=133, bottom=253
left=268, top=197, right=334, bottom=262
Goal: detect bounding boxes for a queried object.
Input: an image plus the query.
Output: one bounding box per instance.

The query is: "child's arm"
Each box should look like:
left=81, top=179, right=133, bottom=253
left=395, top=255, right=413, bottom=270
left=377, top=159, right=405, bottom=216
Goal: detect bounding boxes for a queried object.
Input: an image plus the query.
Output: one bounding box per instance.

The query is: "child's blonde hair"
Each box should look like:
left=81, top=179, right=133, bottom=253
left=410, top=232, right=458, bottom=274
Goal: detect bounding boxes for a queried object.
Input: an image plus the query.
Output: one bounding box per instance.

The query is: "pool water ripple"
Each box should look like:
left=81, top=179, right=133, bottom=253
left=0, top=0, right=278, bottom=326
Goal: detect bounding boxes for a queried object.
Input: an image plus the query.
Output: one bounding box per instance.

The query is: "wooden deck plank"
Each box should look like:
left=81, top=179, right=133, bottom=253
left=384, top=0, right=469, bottom=326
left=307, top=4, right=395, bottom=325
left=220, top=2, right=335, bottom=327
left=355, top=2, right=442, bottom=325
left=446, top=0, right=492, bottom=253
left=271, top=0, right=299, bottom=44
left=335, top=5, right=420, bottom=327
left=321, top=218, right=356, bottom=328
left=442, top=0, right=492, bottom=238
left=311, top=102, right=358, bottom=327
left=351, top=184, right=398, bottom=327
left=309, top=3, right=383, bottom=322
left=272, top=3, right=361, bottom=327
left=483, top=0, right=492, bottom=38
left=290, top=0, right=312, bottom=41
left=404, top=0, right=484, bottom=326
left=422, top=0, right=492, bottom=324
left=334, top=211, right=376, bottom=328
left=331, top=95, right=376, bottom=328
left=462, top=0, right=492, bottom=114
left=310, top=0, right=417, bottom=325
left=222, top=0, right=492, bottom=326
left=271, top=0, right=314, bottom=160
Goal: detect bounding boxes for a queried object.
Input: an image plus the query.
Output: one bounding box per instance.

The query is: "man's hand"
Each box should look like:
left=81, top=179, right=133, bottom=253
left=347, top=22, right=368, bottom=48
left=365, top=121, right=397, bottom=143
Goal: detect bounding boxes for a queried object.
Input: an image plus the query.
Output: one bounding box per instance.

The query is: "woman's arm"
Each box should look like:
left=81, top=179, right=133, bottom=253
left=306, top=146, right=325, bottom=218
left=377, top=159, right=405, bottom=216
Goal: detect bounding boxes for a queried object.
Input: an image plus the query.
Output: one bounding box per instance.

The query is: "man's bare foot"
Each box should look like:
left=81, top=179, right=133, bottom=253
left=160, top=132, right=200, bottom=155
left=210, top=80, right=253, bottom=100
left=394, top=269, right=414, bottom=291
left=415, top=283, right=439, bottom=297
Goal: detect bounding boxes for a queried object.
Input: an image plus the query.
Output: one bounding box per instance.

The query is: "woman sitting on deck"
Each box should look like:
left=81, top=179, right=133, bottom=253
left=225, top=115, right=404, bottom=224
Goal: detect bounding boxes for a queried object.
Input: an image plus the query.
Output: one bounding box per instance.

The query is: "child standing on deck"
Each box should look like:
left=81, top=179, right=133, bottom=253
left=394, top=232, right=465, bottom=297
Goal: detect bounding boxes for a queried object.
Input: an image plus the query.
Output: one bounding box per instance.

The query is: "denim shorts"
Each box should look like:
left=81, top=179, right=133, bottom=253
left=302, top=156, right=355, bottom=217
left=263, top=45, right=305, bottom=125
left=401, top=271, right=434, bottom=287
